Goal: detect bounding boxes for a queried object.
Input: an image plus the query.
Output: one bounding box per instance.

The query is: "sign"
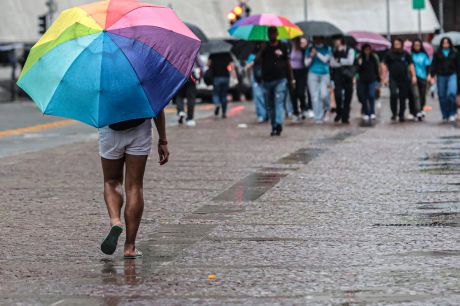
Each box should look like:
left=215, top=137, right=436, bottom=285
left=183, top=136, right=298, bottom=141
left=413, top=0, right=425, bottom=9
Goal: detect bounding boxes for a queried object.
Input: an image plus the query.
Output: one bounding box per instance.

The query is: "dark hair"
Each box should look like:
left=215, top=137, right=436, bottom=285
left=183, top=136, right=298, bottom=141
left=411, top=39, right=427, bottom=55
left=360, top=43, right=372, bottom=57
left=268, top=26, right=278, bottom=34
left=440, top=37, right=454, bottom=50
left=392, top=38, right=403, bottom=49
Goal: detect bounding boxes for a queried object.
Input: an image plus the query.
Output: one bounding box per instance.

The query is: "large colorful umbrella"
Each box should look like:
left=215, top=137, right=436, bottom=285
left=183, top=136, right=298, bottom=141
left=348, top=31, right=390, bottom=51
left=228, top=14, right=303, bottom=41
left=17, top=0, right=201, bottom=128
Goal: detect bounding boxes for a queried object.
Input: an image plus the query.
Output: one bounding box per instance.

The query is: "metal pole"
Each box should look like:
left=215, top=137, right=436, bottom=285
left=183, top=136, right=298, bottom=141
left=439, top=0, right=444, bottom=33
left=46, top=0, right=57, bottom=23
left=386, top=0, right=391, bottom=40
left=304, top=0, right=308, bottom=21
left=418, top=9, right=422, bottom=39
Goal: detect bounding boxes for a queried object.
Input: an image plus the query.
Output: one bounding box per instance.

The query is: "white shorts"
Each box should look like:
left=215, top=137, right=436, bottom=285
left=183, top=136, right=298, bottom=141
left=99, top=120, right=152, bottom=160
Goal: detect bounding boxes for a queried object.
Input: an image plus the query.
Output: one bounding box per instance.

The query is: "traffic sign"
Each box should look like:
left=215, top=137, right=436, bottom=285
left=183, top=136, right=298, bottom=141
left=413, top=0, right=425, bottom=9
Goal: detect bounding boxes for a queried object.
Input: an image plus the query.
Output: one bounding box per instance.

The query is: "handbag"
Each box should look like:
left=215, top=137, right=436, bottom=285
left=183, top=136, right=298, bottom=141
left=203, top=68, right=213, bottom=86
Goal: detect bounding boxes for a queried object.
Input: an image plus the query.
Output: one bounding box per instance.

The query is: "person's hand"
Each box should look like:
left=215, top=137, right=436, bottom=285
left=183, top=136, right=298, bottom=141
left=158, top=142, right=169, bottom=165
left=290, top=79, right=296, bottom=90
left=411, top=76, right=417, bottom=85
left=310, top=48, right=317, bottom=58
left=358, top=57, right=363, bottom=65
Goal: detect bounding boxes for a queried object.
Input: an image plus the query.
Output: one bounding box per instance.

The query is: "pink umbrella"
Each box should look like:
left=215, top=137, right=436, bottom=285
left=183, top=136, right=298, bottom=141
left=348, top=31, right=391, bottom=51
left=404, top=40, right=434, bottom=59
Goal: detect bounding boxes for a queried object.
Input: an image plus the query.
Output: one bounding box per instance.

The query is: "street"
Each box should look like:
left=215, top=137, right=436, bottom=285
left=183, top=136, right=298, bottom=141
left=1, top=96, right=459, bottom=305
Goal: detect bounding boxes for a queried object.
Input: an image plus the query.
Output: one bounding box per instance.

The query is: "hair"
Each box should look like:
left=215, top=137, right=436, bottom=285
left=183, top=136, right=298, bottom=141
left=392, top=38, right=403, bottom=49
left=268, top=26, right=278, bottom=34
left=360, top=43, right=372, bottom=57
left=292, top=37, right=301, bottom=50
left=411, top=38, right=427, bottom=55
left=440, top=37, right=454, bottom=50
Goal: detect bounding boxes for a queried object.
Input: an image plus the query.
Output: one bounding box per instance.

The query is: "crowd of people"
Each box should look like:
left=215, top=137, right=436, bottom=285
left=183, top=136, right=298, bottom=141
left=175, top=27, right=460, bottom=137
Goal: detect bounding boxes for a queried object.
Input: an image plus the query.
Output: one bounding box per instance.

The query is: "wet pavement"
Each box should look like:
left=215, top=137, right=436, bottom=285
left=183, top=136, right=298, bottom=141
left=1, top=94, right=460, bottom=305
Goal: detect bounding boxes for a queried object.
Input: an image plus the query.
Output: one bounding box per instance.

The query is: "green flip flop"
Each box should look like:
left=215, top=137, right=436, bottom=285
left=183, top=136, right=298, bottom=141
left=101, top=225, right=123, bottom=255
left=124, top=249, right=143, bottom=260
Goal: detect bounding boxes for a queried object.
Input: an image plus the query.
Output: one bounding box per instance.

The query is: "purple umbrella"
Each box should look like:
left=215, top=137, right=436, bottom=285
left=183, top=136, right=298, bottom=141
left=348, top=31, right=391, bottom=51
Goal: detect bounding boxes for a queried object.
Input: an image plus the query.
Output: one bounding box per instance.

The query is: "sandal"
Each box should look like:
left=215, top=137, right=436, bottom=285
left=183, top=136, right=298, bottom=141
left=124, top=248, right=143, bottom=260
left=100, top=225, right=123, bottom=255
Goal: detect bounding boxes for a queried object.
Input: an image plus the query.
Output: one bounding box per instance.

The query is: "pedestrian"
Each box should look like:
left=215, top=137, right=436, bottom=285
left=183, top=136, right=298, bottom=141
left=430, top=37, right=459, bottom=123
left=99, top=115, right=169, bottom=259
left=382, top=38, right=417, bottom=122
left=408, top=39, right=431, bottom=121
left=305, top=37, right=332, bottom=123
left=255, top=26, right=294, bottom=136
left=176, top=56, right=204, bottom=127
left=356, top=44, right=381, bottom=122
left=208, top=52, right=233, bottom=118
left=246, top=45, right=268, bottom=123
left=289, top=37, right=308, bottom=122
left=331, top=37, right=356, bottom=124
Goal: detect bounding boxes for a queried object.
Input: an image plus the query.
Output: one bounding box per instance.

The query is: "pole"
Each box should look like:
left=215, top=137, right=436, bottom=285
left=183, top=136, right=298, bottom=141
left=386, top=0, right=391, bottom=40
left=304, top=0, right=308, bottom=21
left=46, top=0, right=57, bottom=23
left=439, top=0, right=444, bottom=33
left=418, top=9, right=422, bottom=39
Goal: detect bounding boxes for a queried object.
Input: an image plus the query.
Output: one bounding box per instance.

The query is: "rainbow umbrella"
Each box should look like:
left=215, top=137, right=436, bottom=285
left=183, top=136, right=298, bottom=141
left=228, top=14, right=303, bottom=41
left=17, top=0, right=201, bottom=128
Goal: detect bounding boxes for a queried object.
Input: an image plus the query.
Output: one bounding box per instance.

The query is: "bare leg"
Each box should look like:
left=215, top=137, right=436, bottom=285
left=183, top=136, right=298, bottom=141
left=101, top=157, right=125, bottom=226
left=123, top=154, right=148, bottom=257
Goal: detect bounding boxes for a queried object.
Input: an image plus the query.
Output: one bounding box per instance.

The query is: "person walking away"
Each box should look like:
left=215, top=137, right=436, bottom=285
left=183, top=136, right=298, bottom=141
left=208, top=52, right=233, bottom=118
left=331, top=37, right=356, bottom=124
left=99, top=114, right=169, bottom=259
left=430, top=37, right=459, bottom=123
left=255, top=26, right=294, bottom=136
left=356, top=44, right=380, bottom=122
left=408, top=39, right=431, bottom=121
left=305, top=37, right=332, bottom=123
left=381, top=39, right=417, bottom=122
left=176, top=56, right=204, bottom=127
left=246, top=46, right=268, bottom=123
left=289, top=37, right=308, bottom=122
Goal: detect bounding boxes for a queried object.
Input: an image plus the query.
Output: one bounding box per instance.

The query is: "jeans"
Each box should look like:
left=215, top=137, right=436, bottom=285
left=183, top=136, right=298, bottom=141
left=308, top=72, right=330, bottom=121
left=213, top=77, right=230, bottom=115
left=357, top=81, right=377, bottom=116
left=290, top=69, right=307, bottom=116
left=332, top=69, right=353, bottom=122
left=389, top=79, right=410, bottom=118
left=437, top=74, right=458, bottom=120
left=175, top=81, right=197, bottom=120
left=264, top=78, right=287, bottom=129
left=252, top=81, right=267, bottom=120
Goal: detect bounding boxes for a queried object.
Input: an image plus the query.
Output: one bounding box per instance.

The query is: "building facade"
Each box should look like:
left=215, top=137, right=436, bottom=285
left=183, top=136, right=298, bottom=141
left=430, top=0, right=460, bottom=32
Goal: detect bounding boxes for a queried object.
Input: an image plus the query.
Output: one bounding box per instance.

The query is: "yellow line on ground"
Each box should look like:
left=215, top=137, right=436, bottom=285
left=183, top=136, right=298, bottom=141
left=0, top=119, right=76, bottom=139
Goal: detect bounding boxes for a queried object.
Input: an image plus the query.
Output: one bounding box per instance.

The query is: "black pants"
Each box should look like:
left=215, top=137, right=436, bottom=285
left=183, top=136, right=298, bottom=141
left=408, top=78, right=427, bottom=116
left=176, top=81, right=197, bottom=120
left=332, top=70, right=353, bottom=122
left=290, top=69, right=307, bottom=116
left=390, top=79, right=410, bottom=118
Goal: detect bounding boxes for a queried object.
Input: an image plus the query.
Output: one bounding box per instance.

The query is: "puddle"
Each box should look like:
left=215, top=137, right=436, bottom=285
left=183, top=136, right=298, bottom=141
left=277, top=148, right=325, bottom=165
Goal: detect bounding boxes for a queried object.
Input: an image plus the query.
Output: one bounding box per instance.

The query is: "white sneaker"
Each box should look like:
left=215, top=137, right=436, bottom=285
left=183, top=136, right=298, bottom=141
left=178, top=111, right=186, bottom=124
left=306, top=110, right=314, bottom=119
left=406, top=114, right=415, bottom=121
left=449, top=115, right=457, bottom=122
left=370, top=114, right=376, bottom=120
left=362, top=115, right=370, bottom=121
left=186, top=120, right=196, bottom=127
left=257, top=117, right=265, bottom=123
left=291, top=115, right=300, bottom=123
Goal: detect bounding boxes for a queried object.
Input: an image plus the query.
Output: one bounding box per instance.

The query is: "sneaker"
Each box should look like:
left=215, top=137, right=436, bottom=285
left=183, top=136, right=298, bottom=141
left=257, top=117, right=265, bottom=123
left=334, top=115, right=342, bottom=123
left=301, top=111, right=307, bottom=120
left=391, top=116, right=397, bottom=122
left=222, top=113, right=227, bottom=119
left=186, top=120, right=196, bottom=127
left=416, top=112, right=424, bottom=121
left=449, top=115, right=457, bottom=122
left=275, top=124, right=283, bottom=136
left=362, top=115, right=370, bottom=121
left=214, top=106, right=220, bottom=116
left=306, top=110, right=314, bottom=119
left=178, top=111, right=186, bottom=124
left=291, top=115, right=300, bottom=123
left=370, top=114, right=377, bottom=120
left=406, top=114, right=415, bottom=121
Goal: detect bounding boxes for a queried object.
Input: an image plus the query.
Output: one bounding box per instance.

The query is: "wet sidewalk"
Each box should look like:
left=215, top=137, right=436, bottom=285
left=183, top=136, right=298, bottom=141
left=1, top=99, right=459, bottom=305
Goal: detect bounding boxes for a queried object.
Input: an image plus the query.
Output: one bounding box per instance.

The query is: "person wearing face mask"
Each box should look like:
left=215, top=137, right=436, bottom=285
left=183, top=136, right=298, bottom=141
left=381, top=38, right=417, bottom=122
left=305, top=37, right=332, bottom=123
left=408, top=39, right=431, bottom=121
left=431, top=37, right=459, bottom=123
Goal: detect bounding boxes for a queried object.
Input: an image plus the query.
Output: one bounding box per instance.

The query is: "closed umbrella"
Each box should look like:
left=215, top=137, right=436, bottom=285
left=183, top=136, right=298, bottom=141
left=17, top=0, right=201, bottom=128
left=432, top=31, right=460, bottom=47
left=295, top=21, right=343, bottom=38
left=348, top=31, right=391, bottom=51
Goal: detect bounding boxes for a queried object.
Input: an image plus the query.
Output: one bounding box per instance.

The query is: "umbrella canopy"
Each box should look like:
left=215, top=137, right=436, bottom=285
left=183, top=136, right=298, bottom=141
left=185, top=22, right=208, bottom=43
left=404, top=40, right=434, bottom=58
left=228, top=14, right=303, bottom=41
left=295, top=21, right=343, bottom=38
left=348, top=31, right=390, bottom=51
left=201, top=40, right=232, bottom=55
left=432, top=32, right=460, bottom=47
left=17, top=0, right=201, bottom=128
